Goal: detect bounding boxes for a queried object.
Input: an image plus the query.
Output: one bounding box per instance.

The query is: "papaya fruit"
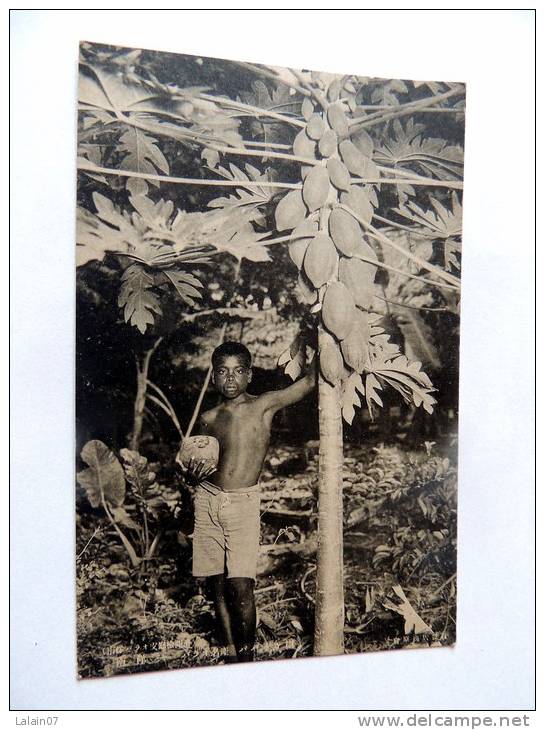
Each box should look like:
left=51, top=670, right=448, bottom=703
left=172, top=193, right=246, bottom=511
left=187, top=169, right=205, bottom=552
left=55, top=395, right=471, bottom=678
left=292, top=129, right=316, bottom=160
left=304, top=232, right=338, bottom=287
left=318, top=129, right=338, bottom=158
left=326, top=158, right=351, bottom=192
left=352, top=238, right=378, bottom=266
left=275, top=190, right=307, bottom=231
left=289, top=218, right=318, bottom=269
left=327, top=102, right=349, bottom=137
left=322, top=281, right=356, bottom=340
left=302, top=165, right=330, bottom=212
left=363, top=157, right=380, bottom=180
left=327, top=78, right=341, bottom=102
left=301, top=96, right=314, bottom=121
left=340, top=309, right=370, bottom=372
left=350, top=128, right=374, bottom=157
left=306, top=114, right=325, bottom=140
left=338, top=256, right=377, bottom=310
left=338, top=140, right=367, bottom=176
left=295, top=271, right=318, bottom=305
left=319, top=330, right=344, bottom=385
left=340, top=185, right=374, bottom=224
left=329, top=207, right=362, bottom=255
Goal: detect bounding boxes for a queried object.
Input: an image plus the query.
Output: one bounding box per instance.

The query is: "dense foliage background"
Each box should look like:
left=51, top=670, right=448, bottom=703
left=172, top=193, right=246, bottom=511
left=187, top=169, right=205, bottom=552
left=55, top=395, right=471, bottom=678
left=75, top=42, right=462, bottom=676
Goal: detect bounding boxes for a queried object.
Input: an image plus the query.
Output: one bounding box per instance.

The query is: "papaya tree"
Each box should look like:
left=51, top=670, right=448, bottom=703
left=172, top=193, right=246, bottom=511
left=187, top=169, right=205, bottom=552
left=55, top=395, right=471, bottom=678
left=76, top=42, right=464, bottom=656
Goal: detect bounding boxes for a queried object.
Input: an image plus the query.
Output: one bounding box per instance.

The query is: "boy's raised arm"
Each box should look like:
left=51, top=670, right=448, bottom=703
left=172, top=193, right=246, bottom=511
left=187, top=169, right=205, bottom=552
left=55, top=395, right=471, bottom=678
left=260, top=357, right=317, bottom=414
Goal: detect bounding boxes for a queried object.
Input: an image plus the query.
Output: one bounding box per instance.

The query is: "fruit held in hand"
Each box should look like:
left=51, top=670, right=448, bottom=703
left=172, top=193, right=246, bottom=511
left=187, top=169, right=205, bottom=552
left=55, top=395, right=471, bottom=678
left=176, top=436, right=219, bottom=472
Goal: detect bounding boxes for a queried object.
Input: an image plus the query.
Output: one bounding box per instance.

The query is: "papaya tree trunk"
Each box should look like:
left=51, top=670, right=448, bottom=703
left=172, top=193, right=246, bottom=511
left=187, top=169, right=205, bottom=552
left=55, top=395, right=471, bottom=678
left=130, top=337, right=163, bottom=451
left=314, top=328, right=345, bottom=656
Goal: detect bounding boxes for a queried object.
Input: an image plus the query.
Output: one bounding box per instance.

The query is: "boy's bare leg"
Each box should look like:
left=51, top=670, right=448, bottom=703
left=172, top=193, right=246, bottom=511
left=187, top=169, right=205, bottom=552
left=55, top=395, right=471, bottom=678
left=207, top=574, right=237, bottom=662
left=226, top=577, right=256, bottom=662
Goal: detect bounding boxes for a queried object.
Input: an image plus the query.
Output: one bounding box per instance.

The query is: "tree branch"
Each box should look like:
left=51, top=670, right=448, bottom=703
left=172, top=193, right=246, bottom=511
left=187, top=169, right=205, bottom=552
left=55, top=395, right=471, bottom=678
left=78, top=160, right=301, bottom=189
left=339, top=203, right=461, bottom=289
left=231, top=60, right=311, bottom=98
left=349, top=86, right=465, bottom=129
left=373, top=293, right=448, bottom=312
left=372, top=213, right=433, bottom=237
left=146, top=394, right=183, bottom=439
left=206, top=141, right=318, bottom=167
left=146, top=380, right=184, bottom=439
left=241, top=139, right=292, bottom=149
left=357, top=254, right=460, bottom=293
left=196, top=92, right=306, bottom=128
left=352, top=176, right=463, bottom=190
left=290, top=68, right=328, bottom=111
left=353, top=104, right=463, bottom=114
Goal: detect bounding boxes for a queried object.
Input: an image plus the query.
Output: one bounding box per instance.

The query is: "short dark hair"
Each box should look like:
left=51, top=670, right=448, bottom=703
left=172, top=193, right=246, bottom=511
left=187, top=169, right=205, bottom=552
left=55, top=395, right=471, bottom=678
left=211, top=341, right=252, bottom=370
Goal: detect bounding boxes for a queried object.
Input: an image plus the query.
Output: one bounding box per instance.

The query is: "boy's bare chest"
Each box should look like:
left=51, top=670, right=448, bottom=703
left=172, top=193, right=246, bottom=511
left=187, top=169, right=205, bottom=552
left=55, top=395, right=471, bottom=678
left=208, top=404, right=269, bottom=444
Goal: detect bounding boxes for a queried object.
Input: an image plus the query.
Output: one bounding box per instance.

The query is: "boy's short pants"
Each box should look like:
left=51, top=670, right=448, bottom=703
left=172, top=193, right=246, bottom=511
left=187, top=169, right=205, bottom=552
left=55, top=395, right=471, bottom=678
left=192, top=480, right=261, bottom=579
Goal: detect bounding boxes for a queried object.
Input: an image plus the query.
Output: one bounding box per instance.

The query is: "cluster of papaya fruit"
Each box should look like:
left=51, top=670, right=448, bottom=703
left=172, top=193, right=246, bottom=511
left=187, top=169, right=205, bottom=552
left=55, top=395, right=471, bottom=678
left=274, top=79, right=381, bottom=387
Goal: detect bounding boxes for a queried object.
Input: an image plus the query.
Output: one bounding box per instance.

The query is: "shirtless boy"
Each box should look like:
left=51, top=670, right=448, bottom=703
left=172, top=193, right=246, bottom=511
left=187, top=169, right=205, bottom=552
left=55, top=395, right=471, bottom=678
left=183, top=341, right=315, bottom=663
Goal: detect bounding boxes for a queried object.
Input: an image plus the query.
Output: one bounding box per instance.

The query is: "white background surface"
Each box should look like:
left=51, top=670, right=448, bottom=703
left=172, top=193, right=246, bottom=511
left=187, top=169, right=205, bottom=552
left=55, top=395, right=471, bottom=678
left=9, top=9, right=536, bottom=712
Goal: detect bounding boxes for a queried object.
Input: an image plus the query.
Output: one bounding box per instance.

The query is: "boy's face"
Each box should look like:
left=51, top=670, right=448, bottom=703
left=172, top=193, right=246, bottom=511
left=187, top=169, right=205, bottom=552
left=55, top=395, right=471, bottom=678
left=212, top=355, right=252, bottom=399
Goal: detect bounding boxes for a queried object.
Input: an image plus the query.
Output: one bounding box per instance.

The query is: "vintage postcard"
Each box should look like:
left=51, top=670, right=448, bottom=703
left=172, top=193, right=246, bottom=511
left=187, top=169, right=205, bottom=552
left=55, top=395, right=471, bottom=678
left=75, top=41, right=464, bottom=677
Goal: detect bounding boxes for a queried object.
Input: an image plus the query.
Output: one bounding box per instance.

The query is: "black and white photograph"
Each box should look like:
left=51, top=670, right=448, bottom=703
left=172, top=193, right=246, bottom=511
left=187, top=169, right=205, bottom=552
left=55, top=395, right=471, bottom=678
left=75, top=40, right=464, bottom=677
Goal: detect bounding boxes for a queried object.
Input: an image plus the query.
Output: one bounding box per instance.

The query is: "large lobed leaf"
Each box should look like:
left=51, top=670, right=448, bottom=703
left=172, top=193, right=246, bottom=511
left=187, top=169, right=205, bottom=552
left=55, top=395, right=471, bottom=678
left=76, top=206, right=125, bottom=267
left=207, top=163, right=274, bottom=225
left=341, top=371, right=366, bottom=425
left=119, top=448, right=175, bottom=520
left=77, top=192, right=221, bottom=330
left=117, top=125, right=169, bottom=196
left=371, top=353, right=436, bottom=415
left=395, top=192, right=463, bottom=238
left=119, top=449, right=156, bottom=494
left=161, top=270, right=204, bottom=307
left=79, top=64, right=244, bottom=204
left=240, top=80, right=299, bottom=146
left=76, top=439, right=126, bottom=509
left=338, top=314, right=436, bottom=424
left=118, top=264, right=162, bottom=334
left=370, top=79, right=408, bottom=106
left=375, top=119, right=464, bottom=181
